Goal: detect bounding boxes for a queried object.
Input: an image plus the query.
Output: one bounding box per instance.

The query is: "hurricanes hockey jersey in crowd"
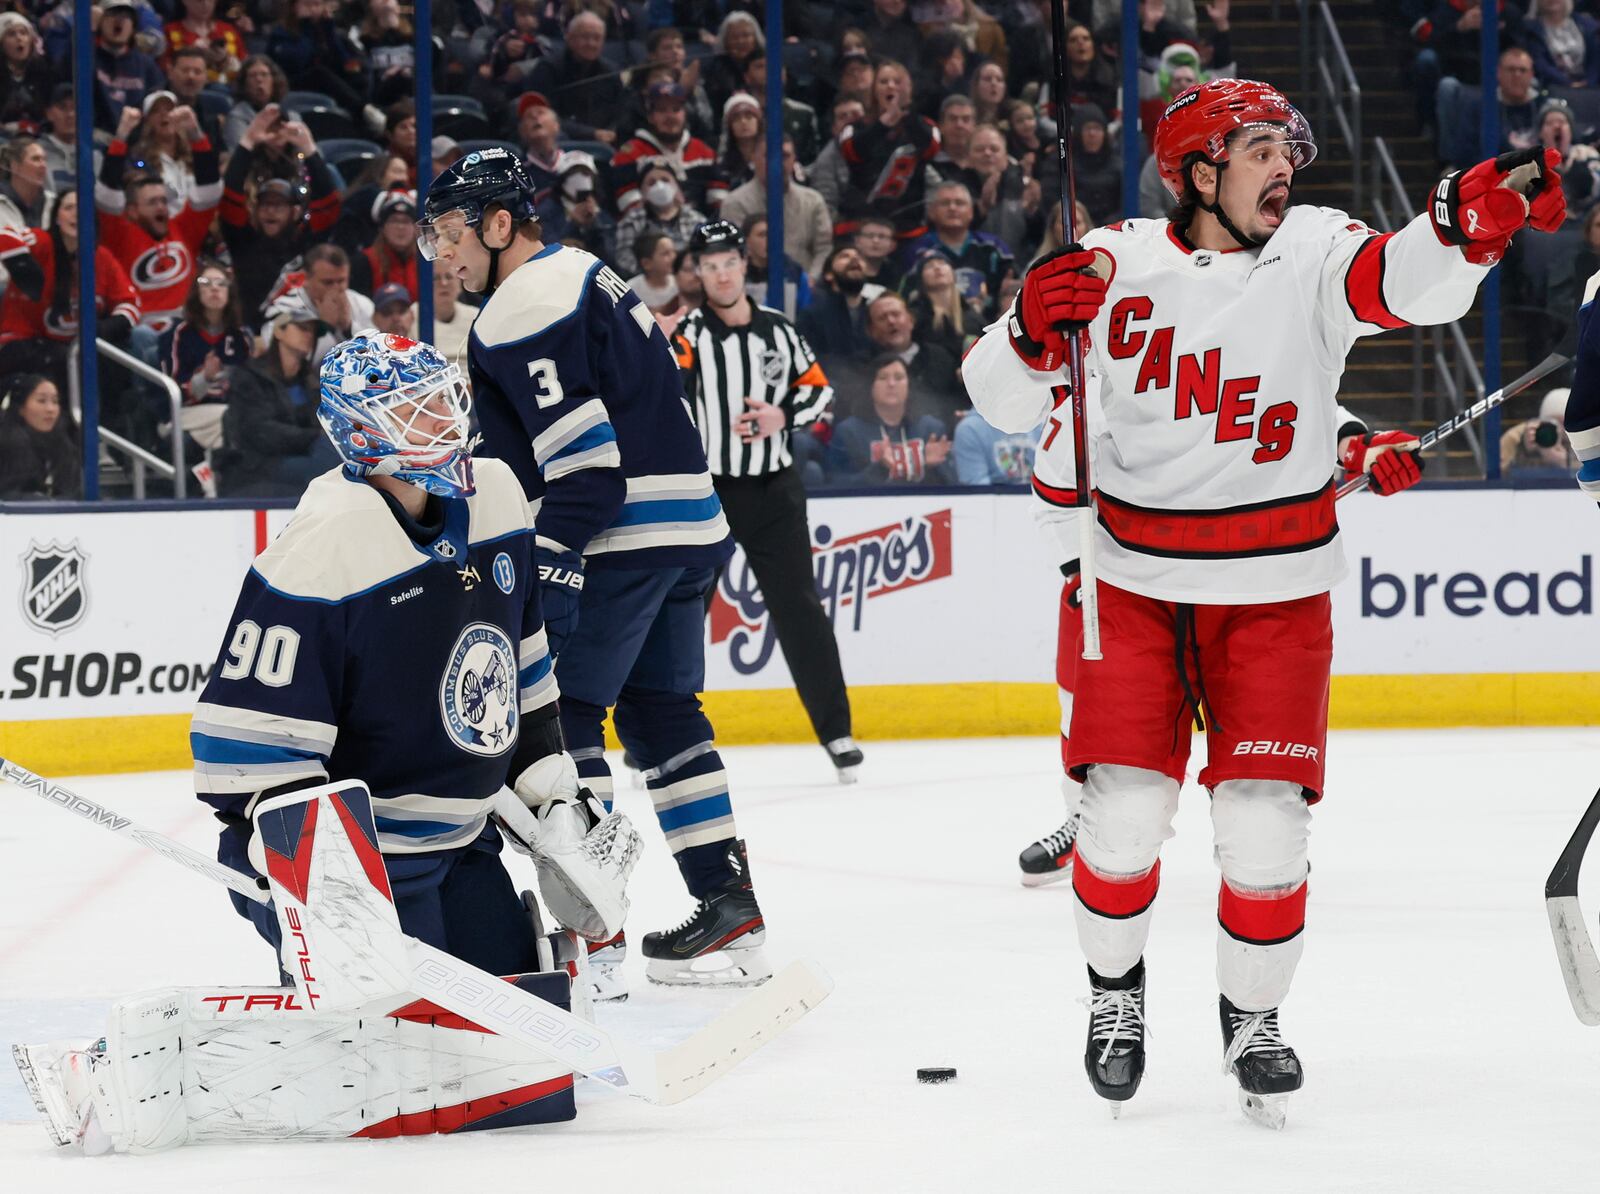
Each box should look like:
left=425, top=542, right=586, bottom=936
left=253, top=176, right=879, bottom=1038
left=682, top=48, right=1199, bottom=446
left=965, top=206, right=1490, bottom=603
left=191, top=460, right=556, bottom=855
left=1564, top=269, right=1600, bottom=500
left=467, top=243, right=732, bottom=569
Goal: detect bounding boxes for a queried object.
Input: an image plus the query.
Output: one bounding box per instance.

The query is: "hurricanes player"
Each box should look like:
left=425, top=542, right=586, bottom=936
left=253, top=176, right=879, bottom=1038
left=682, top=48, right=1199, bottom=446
left=965, top=78, right=1563, bottom=1125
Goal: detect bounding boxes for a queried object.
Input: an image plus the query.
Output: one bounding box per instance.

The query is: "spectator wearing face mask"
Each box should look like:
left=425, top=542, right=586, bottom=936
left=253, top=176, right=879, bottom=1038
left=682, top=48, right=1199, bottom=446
left=613, top=82, right=725, bottom=215
left=613, top=164, right=706, bottom=275
left=0, top=372, right=81, bottom=500
left=541, top=150, right=616, bottom=265
left=218, top=104, right=341, bottom=318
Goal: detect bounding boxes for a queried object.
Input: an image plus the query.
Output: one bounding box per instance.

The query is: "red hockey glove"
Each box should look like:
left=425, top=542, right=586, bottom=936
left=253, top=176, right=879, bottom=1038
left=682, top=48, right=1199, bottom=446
left=1340, top=430, right=1424, bottom=496
left=1428, top=147, right=1565, bottom=266
left=1009, top=244, right=1109, bottom=371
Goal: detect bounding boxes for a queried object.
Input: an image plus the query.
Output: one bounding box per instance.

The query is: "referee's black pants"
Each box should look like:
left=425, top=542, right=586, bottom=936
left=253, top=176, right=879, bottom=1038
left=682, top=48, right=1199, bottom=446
left=712, top=466, right=852, bottom=744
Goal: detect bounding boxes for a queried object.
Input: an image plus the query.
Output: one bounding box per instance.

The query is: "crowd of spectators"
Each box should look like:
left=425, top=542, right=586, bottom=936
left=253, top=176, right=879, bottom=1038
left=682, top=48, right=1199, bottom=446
left=0, top=0, right=1246, bottom=500
left=1411, top=1, right=1600, bottom=388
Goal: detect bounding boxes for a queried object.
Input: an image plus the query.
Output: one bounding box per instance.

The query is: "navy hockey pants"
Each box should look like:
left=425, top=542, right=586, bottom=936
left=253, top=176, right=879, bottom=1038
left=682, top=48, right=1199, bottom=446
left=555, top=565, right=739, bottom=897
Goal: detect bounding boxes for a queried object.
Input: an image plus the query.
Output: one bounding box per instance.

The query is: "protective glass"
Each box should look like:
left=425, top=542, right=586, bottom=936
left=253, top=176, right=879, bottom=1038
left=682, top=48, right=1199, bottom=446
left=415, top=210, right=476, bottom=262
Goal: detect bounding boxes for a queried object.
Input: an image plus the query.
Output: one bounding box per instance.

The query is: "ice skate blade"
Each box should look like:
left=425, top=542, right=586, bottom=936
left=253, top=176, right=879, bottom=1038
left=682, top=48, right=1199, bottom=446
left=587, top=963, right=629, bottom=1003
left=1019, top=864, right=1073, bottom=888
left=834, top=764, right=860, bottom=785
left=1108, top=1100, right=1124, bottom=1120
left=646, top=946, right=773, bottom=988
left=1239, top=1089, right=1288, bottom=1130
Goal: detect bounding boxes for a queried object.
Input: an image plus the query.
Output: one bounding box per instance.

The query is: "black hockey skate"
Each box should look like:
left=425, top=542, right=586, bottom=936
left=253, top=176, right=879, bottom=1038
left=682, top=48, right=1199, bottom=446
left=642, top=840, right=771, bottom=987
left=1084, top=960, right=1146, bottom=1114
left=824, top=736, right=863, bottom=784
left=1220, top=994, right=1303, bottom=1130
left=1018, top=819, right=1076, bottom=887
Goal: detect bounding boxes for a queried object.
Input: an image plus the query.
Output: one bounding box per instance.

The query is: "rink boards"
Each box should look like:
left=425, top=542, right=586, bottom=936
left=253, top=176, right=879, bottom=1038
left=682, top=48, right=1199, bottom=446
left=2, top=487, right=1598, bottom=774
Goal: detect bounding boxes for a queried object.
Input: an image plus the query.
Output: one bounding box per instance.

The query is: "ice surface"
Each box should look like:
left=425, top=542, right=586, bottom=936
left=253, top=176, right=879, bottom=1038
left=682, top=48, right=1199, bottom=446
left=3, top=730, right=1599, bottom=1193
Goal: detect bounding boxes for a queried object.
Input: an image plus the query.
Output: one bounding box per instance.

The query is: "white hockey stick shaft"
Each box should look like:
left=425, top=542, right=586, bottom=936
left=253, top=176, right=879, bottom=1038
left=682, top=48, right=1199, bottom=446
left=1336, top=352, right=1569, bottom=499
left=1076, top=504, right=1102, bottom=661
left=1, top=758, right=834, bottom=1101
left=1, top=755, right=271, bottom=904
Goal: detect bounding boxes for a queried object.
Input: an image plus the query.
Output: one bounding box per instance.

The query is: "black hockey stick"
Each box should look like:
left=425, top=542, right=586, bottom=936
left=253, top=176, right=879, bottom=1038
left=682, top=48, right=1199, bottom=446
left=1336, top=352, right=1570, bottom=498
left=1546, top=785, right=1600, bottom=1025
left=1046, top=0, right=1101, bottom=660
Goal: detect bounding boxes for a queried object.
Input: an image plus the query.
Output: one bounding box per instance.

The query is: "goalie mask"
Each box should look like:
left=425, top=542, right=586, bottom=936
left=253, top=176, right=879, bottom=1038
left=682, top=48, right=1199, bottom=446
left=318, top=332, right=475, bottom=498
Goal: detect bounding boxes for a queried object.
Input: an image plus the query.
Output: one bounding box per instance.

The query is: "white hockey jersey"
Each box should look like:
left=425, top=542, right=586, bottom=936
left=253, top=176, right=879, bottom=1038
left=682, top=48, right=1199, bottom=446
left=964, top=206, right=1490, bottom=604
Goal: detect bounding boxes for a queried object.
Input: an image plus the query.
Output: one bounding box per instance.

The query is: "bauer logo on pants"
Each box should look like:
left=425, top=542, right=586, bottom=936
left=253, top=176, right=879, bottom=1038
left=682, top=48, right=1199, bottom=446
left=19, top=540, right=88, bottom=637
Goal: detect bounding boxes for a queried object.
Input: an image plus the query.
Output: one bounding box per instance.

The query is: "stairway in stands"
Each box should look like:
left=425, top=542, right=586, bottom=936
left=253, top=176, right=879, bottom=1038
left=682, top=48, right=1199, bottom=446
left=1225, top=0, right=1531, bottom=465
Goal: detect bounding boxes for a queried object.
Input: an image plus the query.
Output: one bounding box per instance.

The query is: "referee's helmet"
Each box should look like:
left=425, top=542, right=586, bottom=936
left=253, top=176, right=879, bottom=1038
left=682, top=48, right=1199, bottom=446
left=689, top=219, right=744, bottom=258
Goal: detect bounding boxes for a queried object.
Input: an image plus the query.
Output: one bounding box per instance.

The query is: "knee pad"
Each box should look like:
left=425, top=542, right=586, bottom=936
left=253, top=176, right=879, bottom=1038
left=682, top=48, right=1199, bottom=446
left=1076, top=764, right=1181, bottom=876
left=1211, top=779, right=1311, bottom=892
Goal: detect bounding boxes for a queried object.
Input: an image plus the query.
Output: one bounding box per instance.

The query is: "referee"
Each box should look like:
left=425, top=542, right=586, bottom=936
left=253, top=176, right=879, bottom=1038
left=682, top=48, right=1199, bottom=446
left=673, top=220, right=864, bottom=782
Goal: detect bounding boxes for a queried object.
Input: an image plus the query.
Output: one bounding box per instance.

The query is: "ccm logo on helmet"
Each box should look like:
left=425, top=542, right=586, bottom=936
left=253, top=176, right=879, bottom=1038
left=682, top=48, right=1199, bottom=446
left=1232, top=740, right=1319, bottom=760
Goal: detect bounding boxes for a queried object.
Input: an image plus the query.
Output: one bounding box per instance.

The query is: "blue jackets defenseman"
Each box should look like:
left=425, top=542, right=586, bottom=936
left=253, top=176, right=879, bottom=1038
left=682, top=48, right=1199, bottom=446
left=467, top=243, right=733, bottom=571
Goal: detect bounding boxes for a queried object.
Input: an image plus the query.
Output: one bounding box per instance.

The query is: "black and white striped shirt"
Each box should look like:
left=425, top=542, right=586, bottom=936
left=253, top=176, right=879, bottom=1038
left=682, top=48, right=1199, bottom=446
left=672, top=303, right=833, bottom=477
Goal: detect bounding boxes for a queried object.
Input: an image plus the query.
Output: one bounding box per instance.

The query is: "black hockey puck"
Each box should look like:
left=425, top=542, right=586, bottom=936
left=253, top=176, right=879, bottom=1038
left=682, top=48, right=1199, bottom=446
left=917, top=1067, right=957, bottom=1083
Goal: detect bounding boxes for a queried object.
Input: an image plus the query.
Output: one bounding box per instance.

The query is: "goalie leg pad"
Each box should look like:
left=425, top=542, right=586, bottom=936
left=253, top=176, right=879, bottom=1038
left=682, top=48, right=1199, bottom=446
left=17, top=975, right=580, bottom=1154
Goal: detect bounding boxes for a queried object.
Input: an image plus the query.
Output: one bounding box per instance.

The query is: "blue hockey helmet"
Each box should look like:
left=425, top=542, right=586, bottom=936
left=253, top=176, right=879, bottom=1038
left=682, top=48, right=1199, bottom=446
left=417, top=147, right=538, bottom=261
left=318, top=331, right=475, bottom=498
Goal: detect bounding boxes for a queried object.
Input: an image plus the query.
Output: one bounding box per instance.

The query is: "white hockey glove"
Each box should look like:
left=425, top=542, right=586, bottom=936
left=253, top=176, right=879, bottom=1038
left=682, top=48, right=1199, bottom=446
left=497, top=753, right=642, bottom=942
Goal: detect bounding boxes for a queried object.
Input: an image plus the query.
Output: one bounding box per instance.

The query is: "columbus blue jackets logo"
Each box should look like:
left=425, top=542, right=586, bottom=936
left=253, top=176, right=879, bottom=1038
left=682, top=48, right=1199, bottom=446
left=19, top=540, right=88, bottom=636
left=439, top=622, right=518, bottom=755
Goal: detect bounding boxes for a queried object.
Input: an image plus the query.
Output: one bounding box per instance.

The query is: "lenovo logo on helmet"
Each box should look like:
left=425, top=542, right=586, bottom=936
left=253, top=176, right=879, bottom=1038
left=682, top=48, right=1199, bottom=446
left=1163, top=90, right=1201, bottom=120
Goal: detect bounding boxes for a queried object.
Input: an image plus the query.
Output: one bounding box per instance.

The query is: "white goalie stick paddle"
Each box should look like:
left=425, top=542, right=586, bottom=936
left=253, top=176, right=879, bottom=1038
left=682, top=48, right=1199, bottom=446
left=1545, top=785, right=1600, bottom=1026
left=1, top=757, right=834, bottom=1104
left=1336, top=352, right=1570, bottom=499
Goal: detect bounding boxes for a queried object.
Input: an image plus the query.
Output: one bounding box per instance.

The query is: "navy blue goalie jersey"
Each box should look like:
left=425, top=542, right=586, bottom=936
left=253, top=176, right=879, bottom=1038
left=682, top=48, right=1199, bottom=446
left=191, top=461, right=557, bottom=855
left=466, top=243, right=733, bottom=570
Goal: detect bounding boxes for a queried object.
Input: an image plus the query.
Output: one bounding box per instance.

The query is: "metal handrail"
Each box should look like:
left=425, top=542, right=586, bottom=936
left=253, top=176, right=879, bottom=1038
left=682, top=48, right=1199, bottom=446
left=1311, top=1, right=1362, bottom=216
left=67, top=336, right=187, bottom=499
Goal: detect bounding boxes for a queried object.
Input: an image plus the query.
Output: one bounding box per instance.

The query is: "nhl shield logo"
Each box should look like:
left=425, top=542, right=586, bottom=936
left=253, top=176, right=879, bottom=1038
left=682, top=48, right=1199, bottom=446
left=20, top=540, right=88, bottom=636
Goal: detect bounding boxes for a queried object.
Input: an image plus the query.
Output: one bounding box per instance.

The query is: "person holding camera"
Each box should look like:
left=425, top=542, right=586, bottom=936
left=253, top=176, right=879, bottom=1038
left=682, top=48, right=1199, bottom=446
left=1501, top=386, right=1578, bottom=473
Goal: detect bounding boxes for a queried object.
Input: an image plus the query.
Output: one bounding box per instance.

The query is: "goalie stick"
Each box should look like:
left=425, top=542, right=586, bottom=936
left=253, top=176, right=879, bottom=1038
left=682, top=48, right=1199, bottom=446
left=0, top=757, right=833, bottom=1104
left=1337, top=352, right=1570, bottom=498
left=1545, top=784, right=1600, bottom=1026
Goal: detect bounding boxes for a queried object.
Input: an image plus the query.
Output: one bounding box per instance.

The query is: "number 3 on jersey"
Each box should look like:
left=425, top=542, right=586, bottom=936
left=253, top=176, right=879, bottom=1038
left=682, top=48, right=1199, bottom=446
left=527, top=358, right=564, bottom=408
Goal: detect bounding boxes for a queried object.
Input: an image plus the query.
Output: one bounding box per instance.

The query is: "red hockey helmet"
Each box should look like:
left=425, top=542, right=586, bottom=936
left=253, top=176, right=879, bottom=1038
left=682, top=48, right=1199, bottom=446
left=1154, top=78, right=1317, bottom=199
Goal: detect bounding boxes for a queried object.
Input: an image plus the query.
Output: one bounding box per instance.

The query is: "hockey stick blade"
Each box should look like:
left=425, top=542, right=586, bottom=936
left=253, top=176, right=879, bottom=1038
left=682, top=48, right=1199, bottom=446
left=1545, top=786, right=1600, bottom=1025
left=1336, top=352, right=1570, bottom=498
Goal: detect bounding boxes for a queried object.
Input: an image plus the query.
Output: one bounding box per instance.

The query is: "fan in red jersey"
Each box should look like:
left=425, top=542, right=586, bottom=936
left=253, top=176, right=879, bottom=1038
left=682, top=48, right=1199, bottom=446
left=965, top=75, right=1564, bottom=1127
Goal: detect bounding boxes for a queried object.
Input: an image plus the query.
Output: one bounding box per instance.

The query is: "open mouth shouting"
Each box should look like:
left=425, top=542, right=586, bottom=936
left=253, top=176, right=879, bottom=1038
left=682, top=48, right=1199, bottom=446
left=1258, top=184, right=1290, bottom=228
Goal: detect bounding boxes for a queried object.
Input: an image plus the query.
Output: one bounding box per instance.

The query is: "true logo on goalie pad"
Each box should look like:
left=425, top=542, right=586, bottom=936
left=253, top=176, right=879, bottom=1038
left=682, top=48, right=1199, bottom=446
left=440, top=622, right=519, bottom=756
